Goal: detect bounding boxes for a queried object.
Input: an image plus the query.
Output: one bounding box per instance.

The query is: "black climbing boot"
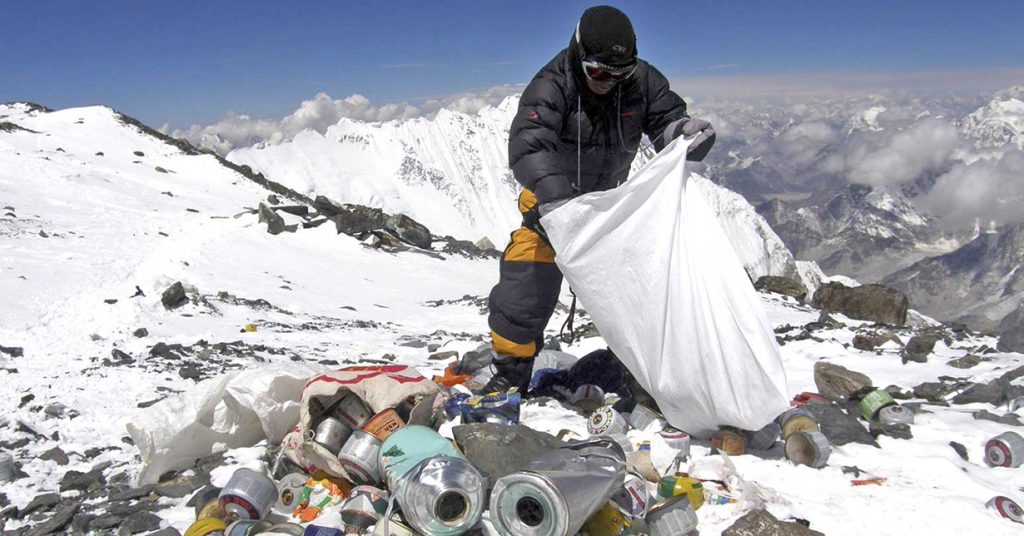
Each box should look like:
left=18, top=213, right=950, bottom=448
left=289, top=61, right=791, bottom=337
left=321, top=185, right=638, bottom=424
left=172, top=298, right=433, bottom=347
left=479, top=354, right=534, bottom=395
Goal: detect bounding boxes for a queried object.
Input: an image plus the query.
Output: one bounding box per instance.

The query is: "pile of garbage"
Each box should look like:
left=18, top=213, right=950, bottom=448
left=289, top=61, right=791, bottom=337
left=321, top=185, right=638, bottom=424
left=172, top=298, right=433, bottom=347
left=126, top=347, right=1024, bottom=535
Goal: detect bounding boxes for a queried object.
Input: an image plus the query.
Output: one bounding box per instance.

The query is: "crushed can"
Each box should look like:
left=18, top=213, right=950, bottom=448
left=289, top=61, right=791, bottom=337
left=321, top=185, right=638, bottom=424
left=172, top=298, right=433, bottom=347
left=645, top=495, right=699, bottom=536
left=338, top=429, right=383, bottom=485
left=571, top=384, right=606, bottom=412
left=314, top=417, right=352, bottom=455
left=778, top=407, right=820, bottom=440
left=588, top=406, right=630, bottom=437
left=627, top=404, right=664, bottom=431
left=710, top=428, right=747, bottom=456
left=265, top=523, right=305, bottom=535
left=490, top=439, right=627, bottom=536
left=612, top=473, right=651, bottom=518
left=340, top=486, right=389, bottom=533
left=581, top=500, right=631, bottom=535
left=987, top=496, right=1024, bottom=524
left=878, top=404, right=914, bottom=425
left=859, top=389, right=896, bottom=421
left=362, top=408, right=405, bottom=442
left=656, top=473, right=704, bottom=511
left=219, top=468, right=277, bottom=520
left=184, top=518, right=227, bottom=536
left=745, top=421, right=782, bottom=451
left=985, top=431, right=1024, bottom=468
left=785, top=431, right=831, bottom=468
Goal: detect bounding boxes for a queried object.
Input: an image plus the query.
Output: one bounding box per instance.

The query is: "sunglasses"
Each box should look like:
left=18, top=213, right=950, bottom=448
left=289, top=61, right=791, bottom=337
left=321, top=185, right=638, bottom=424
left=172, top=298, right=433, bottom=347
left=582, top=59, right=637, bottom=82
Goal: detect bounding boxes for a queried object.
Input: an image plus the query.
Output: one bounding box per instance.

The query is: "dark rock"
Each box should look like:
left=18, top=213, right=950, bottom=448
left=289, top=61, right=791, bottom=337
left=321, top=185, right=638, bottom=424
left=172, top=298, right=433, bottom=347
left=302, top=217, right=329, bottom=229
left=178, top=365, right=202, bottom=381
left=108, top=484, right=154, bottom=501
left=39, top=447, right=69, bottom=465
left=147, top=529, right=182, bottom=536
left=71, top=512, right=96, bottom=534
left=998, top=303, right=1024, bottom=353
left=947, top=354, right=983, bottom=369
left=913, top=382, right=954, bottom=402
left=885, top=385, right=914, bottom=400
left=133, top=328, right=148, bottom=338
left=44, top=403, right=69, bottom=418
left=154, top=166, right=169, bottom=174
left=385, top=214, right=432, bottom=249
left=160, top=282, right=188, bottom=310
left=972, top=410, right=1023, bottom=426
left=811, top=282, right=908, bottom=325
left=106, top=501, right=146, bottom=518
left=90, top=514, right=125, bottom=530
left=428, top=350, right=459, bottom=361
left=903, top=332, right=946, bottom=363
left=398, top=340, right=427, bottom=348
left=754, top=275, right=808, bottom=302
left=869, top=421, right=913, bottom=440
left=275, top=205, right=309, bottom=217
left=453, top=423, right=564, bottom=483
left=953, top=381, right=1009, bottom=406
left=26, top=502, right=79, bottom=536
left=1, top=437, right=30, bottom=450
left=813, top=362, right=872, bottom=400
left=17, top=493, right=60, bottom=518
left=722, top=508, right=825, bottom=536
left=852, top=331, right=902, bottom=351
left=902, top=351, right=929, bottom=364
left=803, top=402, right=877, bottom=447
left=475, top=237, right=496, bottom=251
left=257, top=202, right=296, bottom=235
left=59, top=468, right=105, bottom=493
left=0, top=345, right=24, bottom=358
left=117, top=511, right=162, bottom=535
left=267, top=194, right=281, bottom=205
left=328, top=203, right=388, bottom=235
left=133, top=151, right=144, bottom=156
left=949, top=441, right=969, bottom=461
left=155, top=475, right=200, bottom=498
left=1000, top=365, right=1024, bottom=383
left=427, top=343, right=441, bottom=352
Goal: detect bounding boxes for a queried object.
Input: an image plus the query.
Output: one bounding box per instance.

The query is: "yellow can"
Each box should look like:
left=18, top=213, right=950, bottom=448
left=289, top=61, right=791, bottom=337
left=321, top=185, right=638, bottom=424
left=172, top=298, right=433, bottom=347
left=656, top=473, right=705, bottom=511
left=581, top=501, right=630, bottom=536
left=244, top=323, right=257, bottom=333
left=195, top=498, right=224, bottom=521
left=184, top=517, right=227, bottom=536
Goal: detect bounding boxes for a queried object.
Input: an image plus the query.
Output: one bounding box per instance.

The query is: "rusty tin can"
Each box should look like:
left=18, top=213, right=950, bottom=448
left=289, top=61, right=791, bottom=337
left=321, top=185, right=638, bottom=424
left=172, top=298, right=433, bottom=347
left=362, top=408, right=405, bottom=442
left=710, top=428, right=747, bottom=456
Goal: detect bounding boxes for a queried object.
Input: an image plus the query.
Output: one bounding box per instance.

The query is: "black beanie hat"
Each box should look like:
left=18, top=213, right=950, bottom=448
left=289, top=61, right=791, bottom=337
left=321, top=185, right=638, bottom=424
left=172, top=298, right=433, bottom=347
left=575, top=6, right=637, bottom=67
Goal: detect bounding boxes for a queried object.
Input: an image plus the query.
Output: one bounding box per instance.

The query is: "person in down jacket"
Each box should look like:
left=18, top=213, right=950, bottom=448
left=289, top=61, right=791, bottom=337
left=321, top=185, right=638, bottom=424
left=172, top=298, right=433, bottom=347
left=480, top=5, right=717, bottom=394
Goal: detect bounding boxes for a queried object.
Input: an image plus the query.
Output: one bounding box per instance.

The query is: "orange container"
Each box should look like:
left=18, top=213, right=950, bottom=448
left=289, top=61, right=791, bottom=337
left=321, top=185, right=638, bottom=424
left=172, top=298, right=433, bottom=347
left=710, top=428, right=747, bottom=456
left=362, top=408, right=405, bottom=442
left=433, top=363, right=473, bottom=388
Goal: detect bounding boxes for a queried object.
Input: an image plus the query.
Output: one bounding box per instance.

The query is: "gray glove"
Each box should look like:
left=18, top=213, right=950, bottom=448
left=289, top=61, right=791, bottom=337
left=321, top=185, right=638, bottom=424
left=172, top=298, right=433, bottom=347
left=664, top=117, right=716, bottom=162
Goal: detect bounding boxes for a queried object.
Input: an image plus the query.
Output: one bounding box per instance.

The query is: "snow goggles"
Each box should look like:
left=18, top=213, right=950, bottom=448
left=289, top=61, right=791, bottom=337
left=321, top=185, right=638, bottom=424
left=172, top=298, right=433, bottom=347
left=582, top=59, right=637, bottom=82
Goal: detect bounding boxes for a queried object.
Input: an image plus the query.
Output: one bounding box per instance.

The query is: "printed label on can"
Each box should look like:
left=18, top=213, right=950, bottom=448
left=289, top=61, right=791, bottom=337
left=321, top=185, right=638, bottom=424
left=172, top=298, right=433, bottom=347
left=362, top=409, right=405, bottom=442
left=220, top=494, right=260, bottom=520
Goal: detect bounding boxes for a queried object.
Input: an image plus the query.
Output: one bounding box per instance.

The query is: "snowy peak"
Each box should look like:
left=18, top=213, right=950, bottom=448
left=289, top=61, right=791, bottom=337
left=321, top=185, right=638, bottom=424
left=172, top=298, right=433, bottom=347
left=960, top=89, right=1024, bottom=150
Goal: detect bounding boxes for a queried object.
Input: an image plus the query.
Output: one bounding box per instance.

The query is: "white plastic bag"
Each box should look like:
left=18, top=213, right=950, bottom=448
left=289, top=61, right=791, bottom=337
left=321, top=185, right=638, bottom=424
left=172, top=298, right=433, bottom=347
left=127, top=363, right=320, bottom=484
left=541, top=138, right=789, bottom=436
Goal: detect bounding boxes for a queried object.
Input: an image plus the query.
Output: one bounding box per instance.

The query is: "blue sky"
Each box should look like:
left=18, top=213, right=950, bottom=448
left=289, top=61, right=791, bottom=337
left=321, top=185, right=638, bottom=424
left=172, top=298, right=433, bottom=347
left=3, top=0, right=1023, bottom=128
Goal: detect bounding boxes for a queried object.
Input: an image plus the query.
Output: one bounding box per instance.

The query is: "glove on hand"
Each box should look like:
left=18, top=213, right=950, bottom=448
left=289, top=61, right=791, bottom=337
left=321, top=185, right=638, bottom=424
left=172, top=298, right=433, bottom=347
left=665, top=117, right=716, bottom=162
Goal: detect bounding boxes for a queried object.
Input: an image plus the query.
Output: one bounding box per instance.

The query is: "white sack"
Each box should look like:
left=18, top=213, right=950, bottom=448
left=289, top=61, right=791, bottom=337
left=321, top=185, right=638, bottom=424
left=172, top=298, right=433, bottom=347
left=127, top=363, right=320, bottom=485
left=541, top=138, right=789, bottom=436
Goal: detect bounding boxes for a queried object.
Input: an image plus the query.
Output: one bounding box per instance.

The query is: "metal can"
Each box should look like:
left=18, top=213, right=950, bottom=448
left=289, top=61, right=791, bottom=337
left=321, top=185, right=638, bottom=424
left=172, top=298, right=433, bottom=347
left=314, top=417, right=352, bottom=455
left=334, top=393, right=373, bottom=429
left=986, top=496, right=1024, bottom=524
left=658, top=428, right=691, bottom=459
left=710, top=428, right=747, bottom=456
left=859, top=389, right=896, bottom=421
left=372, top=513, right=420, bottom=536
left=985, top=431, right=1024, bottom=468
left=646, top=495, right=699, bottom=536
left=627, top=404, right=664, bottom=431
left=785, top=431, right=831, bottom=469
left=745, top=421, right=782, bottom=451
left=218, top=468, right=277, bottom=520
left=656, top=473, right=704, bottom=511
left=275, top=473, right=308, bottom=514
left=612, top=473, right=651, bottom=518
left=878, top=404, right=914, bottom=425
left=225, top=519, right=272, bottom=536
left=778, top=407, right=819, bottom=440
left=581, top=500, right=631, bottom=536
left=301, top=525, right=345, bottom=536
left=338, top=429, right=383, bottom=485
left=184, top=518, right=227, bottom=536
left=362, top=408, right=405, bottom=442
left=571, top=384, right=606, bottom=411
left=192, top=486, right=224, bottom=519
left=264, top=523, right=306, bottom=535
left=588, top=406, right=630, bottom=437
left=340, top=486, right=390, bottom=533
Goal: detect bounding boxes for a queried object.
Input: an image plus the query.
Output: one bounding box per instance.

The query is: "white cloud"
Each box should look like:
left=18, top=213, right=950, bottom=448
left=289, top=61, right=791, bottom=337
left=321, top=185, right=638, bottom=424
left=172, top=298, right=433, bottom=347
left=916, top=150, right=1024, bottom=228
left=844, top=119, right=959, bottom=186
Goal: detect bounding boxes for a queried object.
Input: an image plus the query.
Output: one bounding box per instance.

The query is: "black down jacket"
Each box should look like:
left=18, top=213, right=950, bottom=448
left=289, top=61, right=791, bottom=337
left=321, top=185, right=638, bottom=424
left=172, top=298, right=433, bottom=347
left=508, top=41, right=689, bottom=205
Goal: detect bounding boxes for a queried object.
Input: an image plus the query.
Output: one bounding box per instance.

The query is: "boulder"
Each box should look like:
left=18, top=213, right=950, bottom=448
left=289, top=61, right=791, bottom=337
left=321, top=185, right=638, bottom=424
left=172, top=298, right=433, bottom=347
left=811, top=282, right=908, bottom=325
left=902, top=332, right=946, bottom=362
left=912, top=382, right=954, bottom=402
left=998, top=304, right=1024, bottom=353
left=949, top=441, right=969, bottom=461
left=813, top=362, right=872, bottom=400
left=803, top=402, right=877, bottom=447
left=330, top=204, right=388, bottom=235
left=474, top=236, right=497, bottom=251
left=754, top=275, right=808, bottom=302
left=385, top=214, right=432, bottom=250
left=26, top=502, right=80, bottom=536
left=722, top=509, right=824, bottom=536
left=869, top=422, right=912, bottom=440
left=116, top=511, right=162, bottom=535
left=453, top=424, right=564, bottom=483
left=17, top=493, right=61, bottom=518
left=946, top=354, right=983, bottom=369
left=160, top=282, right=188, bottom=310
left=952, top=380, right=1009, bottom=406
left=257, top=203, right=295, bottom=235
left=972, top=410, right=1022, bottom=426
left=60, top=468, right=105, bottom=493
left=852, top=331, right=902, bottom=351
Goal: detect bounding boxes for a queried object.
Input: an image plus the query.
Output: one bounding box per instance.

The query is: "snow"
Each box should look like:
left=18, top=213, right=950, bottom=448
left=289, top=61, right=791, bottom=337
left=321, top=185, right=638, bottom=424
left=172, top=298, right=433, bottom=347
left=3, top=103, right=1024, bottom=535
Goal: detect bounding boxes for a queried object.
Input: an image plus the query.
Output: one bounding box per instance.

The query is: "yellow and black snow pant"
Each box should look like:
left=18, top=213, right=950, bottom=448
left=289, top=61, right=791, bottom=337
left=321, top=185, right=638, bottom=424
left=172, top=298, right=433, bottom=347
left=487, top=189, right=563, bottom=359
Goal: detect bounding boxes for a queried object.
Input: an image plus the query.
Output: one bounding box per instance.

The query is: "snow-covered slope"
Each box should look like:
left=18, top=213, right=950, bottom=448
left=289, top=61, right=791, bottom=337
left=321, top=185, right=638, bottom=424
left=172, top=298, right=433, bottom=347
left=2, top=102, right=1024, bottom=535
left=960, top=86, right=1024, bottom=151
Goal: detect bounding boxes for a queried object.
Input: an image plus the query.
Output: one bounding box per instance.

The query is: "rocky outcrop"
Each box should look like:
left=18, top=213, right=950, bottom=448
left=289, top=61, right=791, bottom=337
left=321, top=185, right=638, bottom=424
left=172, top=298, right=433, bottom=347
left=813, top=362, right=872, bottom=400
left=811, top=282, right=908, bottom=325
left=998, top=303, right=1024, bottom=353
left=755, top=275, right=808, bottom=302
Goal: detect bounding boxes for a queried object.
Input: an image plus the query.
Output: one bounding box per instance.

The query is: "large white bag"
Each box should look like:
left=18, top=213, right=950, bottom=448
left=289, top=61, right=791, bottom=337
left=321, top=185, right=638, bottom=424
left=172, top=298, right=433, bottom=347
left=541, top=138, right=789, bottom=436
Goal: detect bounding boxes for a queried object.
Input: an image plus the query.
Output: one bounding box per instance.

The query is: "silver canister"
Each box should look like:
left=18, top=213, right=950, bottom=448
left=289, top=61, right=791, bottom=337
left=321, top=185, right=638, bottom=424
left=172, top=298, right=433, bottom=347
left=338, top=429, right=383, bottom=485
left=985, top=431, right=1024, bottom=468
left=490, top=439, right=627, bottom=536
left=225, top=519, right=273, bottom=536
left=0, top=451, right=14, bottom=482
left=986, top=496, right=1024, bottom=524
left=218, top=468, right=277, bottom=520
left=658, top=428, right=691, bottom=460
left=627, top=404, right=664, bottom=431
left=784, top=431, right=831, bottom=469
left=745, top=421, right=782, bottom=451
left=372, top=513, right=420, bottom=536
left=646, top=495, right=699, bottom=536
left=265, top=523, right=306, bottom=535
left=588, top=406, right=630, bottom=437
left=878, top=404, right=914, bottom=425
left=393, top=456, right=486, bottom=536
left=334, top=393, right=373, bottom=429
left=274, top=472, right=308, bottom=514
left=611, top=473, right=650, bottom=519
left=314, top=417, right=353, bottom=455
left=570, top=384, right=605, bottom=411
